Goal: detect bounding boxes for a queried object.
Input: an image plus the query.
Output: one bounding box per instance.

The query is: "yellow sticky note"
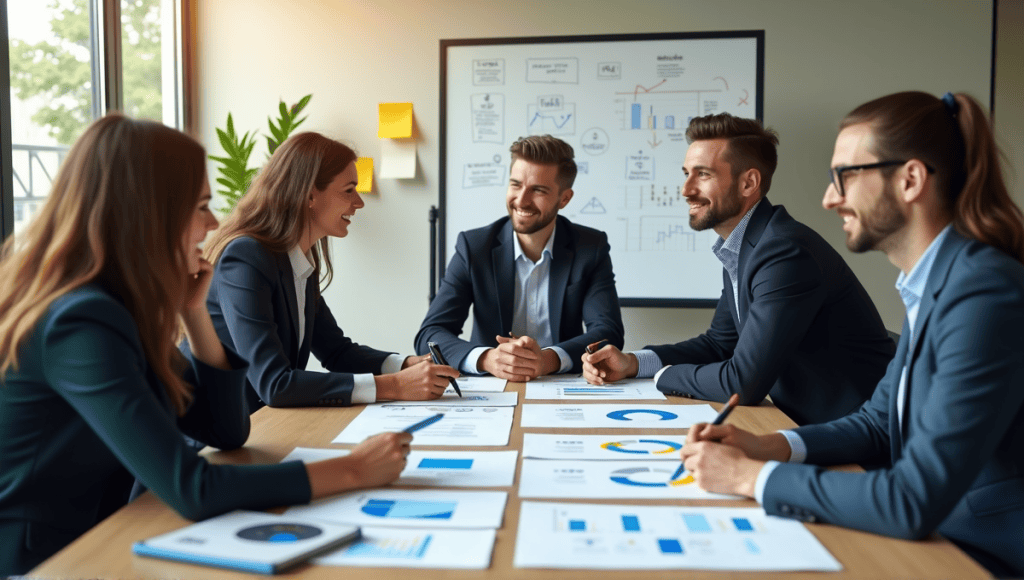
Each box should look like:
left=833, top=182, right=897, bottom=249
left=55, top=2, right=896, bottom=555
left=355, top=157, right=373, bottom=193
left=378, top=102, right=414, bottom=138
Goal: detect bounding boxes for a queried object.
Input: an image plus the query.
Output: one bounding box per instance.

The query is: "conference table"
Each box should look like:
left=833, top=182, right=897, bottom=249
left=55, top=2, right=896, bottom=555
left=31, top=382, right=991, bottom=579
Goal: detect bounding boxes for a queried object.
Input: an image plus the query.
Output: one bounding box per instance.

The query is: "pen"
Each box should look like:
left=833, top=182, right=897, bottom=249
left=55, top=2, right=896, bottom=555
left=672, top=394, right=740, bottom=481
left=427, top=341, right=462, bottom=397
left=585, top=339, right=609, bottom=355
left=402, top=413, right=444, bottom=433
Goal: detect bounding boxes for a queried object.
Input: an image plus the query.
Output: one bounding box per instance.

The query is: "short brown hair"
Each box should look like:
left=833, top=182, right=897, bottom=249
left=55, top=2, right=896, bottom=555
left=686, top=113, right=779, bottom=194
left=509, top=135, right=577, bottom=191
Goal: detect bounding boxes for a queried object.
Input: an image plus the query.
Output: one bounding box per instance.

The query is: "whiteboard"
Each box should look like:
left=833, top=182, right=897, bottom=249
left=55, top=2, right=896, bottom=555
left=440, top=32, right=764, bottom=306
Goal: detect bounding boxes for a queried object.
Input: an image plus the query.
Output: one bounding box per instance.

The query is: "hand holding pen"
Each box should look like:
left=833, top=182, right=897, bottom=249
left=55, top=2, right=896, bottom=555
left=672, top=394, right=740, bottom=481
left=427, top=342, right=462, bottom=397
left=677, top=394, right=764, bottom=497
left=581, top=339, right=636, bottom=385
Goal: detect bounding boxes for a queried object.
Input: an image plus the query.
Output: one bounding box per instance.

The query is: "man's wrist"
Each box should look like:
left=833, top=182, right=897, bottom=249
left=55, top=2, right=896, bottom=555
left=627, top=353, right=640, bottom=378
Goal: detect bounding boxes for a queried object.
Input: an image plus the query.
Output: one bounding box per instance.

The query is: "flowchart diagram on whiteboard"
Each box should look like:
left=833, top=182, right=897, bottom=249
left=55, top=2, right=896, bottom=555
left=441, top=31, right=764, bottom=305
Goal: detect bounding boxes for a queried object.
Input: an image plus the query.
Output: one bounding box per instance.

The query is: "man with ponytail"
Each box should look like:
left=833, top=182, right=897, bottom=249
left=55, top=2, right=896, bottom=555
left=679, top=91, right=1024, bottom=577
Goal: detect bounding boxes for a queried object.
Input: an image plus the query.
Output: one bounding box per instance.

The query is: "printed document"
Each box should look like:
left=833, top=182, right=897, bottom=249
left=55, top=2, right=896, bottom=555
left=513, top=502, right=842, bottom=571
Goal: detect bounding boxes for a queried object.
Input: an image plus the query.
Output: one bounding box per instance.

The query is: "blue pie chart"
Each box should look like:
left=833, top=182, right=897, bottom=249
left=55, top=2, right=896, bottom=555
left=606, top=409, right=678, bottom=421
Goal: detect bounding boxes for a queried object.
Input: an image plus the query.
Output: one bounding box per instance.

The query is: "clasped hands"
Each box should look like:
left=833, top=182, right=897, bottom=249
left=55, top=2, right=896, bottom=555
left=477, top=334, right=561, bottom=382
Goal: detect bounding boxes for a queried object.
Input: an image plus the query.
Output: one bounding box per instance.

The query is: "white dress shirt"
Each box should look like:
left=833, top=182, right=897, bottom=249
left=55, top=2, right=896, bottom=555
left=287, top=246, right=404, bottom=403
left=462, top=224, right=572, bottom=374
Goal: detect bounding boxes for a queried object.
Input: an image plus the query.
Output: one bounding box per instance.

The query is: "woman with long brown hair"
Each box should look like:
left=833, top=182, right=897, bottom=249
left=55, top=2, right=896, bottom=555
left=0, top=115, right=411, bottom=575
left=202, top=132, right=456, bottom=410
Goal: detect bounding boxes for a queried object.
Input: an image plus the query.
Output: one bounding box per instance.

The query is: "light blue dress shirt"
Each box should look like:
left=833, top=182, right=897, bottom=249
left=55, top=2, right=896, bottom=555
left=462, top=224, right=572, bottom=374
left=288, top=246, right=404, bottom=403
left=753, top=224, right=954, bottom=504
left=633, top=200, right=762, bottom=381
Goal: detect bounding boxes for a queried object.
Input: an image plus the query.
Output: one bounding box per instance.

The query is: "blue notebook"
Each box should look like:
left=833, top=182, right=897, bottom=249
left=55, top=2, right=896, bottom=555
left=133, top=510, right=361, bottom=574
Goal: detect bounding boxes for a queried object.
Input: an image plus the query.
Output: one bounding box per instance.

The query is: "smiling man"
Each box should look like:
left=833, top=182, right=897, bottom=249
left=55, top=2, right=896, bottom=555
left=678, top=92, right=1024, bottom=578
left=583, top=113, right=895, bottom=426
left=416, top=135, right=624, bottom=381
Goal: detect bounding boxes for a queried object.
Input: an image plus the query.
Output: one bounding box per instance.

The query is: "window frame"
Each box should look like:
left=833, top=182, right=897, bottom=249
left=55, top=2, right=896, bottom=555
left=1, top=0, right=197, bottom=242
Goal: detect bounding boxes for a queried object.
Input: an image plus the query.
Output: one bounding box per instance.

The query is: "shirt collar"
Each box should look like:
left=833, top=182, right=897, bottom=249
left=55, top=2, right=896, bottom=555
left=895, top=224, right=953, bottom=309
left=512, top=220, right=557, bottom=264
left=287, top=245, right=315, bottom=281
left=712, top=199, right=761, bottom=260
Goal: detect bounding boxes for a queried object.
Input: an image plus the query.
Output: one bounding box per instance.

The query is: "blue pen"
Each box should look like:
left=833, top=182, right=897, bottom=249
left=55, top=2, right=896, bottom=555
left=673, top=394, right=740, bottom=482
left=402, top=413, right=444, bottom=434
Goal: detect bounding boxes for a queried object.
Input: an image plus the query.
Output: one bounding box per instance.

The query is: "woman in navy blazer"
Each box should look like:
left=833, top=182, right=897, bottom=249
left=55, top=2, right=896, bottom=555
left=0, top=115, right=411, bottom=575
left=202, top=133, right=457, bottom=411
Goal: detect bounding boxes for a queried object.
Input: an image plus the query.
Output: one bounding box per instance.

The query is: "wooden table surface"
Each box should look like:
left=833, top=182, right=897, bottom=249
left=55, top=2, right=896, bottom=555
left=31, top=383, right=991, bottom=579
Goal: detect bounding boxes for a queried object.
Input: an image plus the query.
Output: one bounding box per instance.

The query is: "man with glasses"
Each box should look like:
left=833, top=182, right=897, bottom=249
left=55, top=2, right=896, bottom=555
left=584, top=112, right=895, bottom=426
left=679, top=92, right=1024, bottom=577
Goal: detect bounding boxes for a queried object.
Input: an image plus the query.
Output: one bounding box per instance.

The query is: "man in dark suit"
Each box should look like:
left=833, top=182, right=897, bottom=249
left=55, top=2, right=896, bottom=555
left=416, top=135, right=624, bottom=381
left=584, top=113, right=895, bottom=426
left=680, top=92, right=1024, bottom=577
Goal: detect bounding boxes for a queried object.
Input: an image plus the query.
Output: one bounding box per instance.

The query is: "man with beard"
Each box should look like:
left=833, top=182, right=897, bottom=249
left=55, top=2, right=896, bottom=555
left=583, top=113, right=894, bottom=426
left=678, top=92, right=1024, bottom=578
left=416, top=135, right=624, bottom=381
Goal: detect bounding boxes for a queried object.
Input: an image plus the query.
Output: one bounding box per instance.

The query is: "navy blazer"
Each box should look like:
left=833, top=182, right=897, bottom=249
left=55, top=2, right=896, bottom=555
left=763, top=231, right=1024, bottom=576
left=208, top=236, right=394, bottom=410
left=415, top=215, right=624, bottom=373
left=0, top=285, right=310, bottom=575
left=651, top=200, right=895, bottom=425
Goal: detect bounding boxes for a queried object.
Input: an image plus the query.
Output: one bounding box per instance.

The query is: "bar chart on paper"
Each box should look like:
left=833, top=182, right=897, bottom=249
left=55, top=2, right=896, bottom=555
left=316, top=527, right=497, bottom=569
left=514, top=502, right=842, bottom=571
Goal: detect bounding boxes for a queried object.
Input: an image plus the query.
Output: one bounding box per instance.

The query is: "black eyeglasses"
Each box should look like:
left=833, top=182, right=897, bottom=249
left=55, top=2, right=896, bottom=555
left=828, top=161, right=910, bottom=198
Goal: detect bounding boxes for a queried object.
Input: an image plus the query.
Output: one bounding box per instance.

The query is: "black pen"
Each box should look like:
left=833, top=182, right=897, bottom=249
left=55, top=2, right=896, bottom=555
left=672, top=394, right=740, bottom=481
left=402, top=413, right=444, bottom=433
left=585, top=339, right=609, bottom=355
left=427, top=341, right=462, bottom=397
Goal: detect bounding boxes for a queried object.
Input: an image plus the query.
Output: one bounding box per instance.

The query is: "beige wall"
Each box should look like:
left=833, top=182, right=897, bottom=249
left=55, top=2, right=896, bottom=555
left=198, top=0, right=1002, bottom=362
left=996, top=0, right=1024, bottom=208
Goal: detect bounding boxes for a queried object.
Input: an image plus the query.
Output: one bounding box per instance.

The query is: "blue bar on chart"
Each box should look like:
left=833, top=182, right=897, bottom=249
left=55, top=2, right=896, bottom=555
left=657, top=538, right=684, bottom=554
left=665, top=115, right=675, bottom=129
left=682, top=513, right=712, bottom=533
left=631, top=103, right=642, bottom=129
left=744, top=538, right=761, bottom=555
left=732, top=517, right=754, bottom=531
left=621, top=515, right=640, bottom=532
left=569, top=519, right=586, bottom=531
left=345, top=534, right=433, bottom=560
left=417, top=458, right=474, bottom=469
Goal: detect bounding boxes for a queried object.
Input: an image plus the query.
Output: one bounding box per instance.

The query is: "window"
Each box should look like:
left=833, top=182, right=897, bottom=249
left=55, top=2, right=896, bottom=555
left=2, top=0, right=193, bottom=240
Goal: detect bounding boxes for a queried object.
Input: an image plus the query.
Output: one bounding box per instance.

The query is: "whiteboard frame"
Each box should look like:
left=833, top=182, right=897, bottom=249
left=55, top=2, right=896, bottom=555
left=439, top=31, right=765, bottom=308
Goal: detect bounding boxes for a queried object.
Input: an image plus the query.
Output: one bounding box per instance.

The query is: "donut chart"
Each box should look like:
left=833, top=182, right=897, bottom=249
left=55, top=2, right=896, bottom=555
left=601, top=439, right=682, bottom=455
left=606, top=409, right=679, bottom=421
left=236, top=523, right=323, bottom=543
left=609, top=466, right=695, bottom=487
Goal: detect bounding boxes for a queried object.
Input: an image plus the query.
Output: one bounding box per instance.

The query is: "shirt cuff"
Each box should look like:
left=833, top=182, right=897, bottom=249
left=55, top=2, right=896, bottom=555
left=381, top=353, right=405, bottom=375
left=351, top=373, right=377, bottom=404
left=754, top=460, right=782, bottom=505
left=632, top=349, right=664, bottom=378
left=779, top=430, right=807, bottom=463
left=545, top=346, right=573, bottom=374
left=462, top=347, right=489, bottom=374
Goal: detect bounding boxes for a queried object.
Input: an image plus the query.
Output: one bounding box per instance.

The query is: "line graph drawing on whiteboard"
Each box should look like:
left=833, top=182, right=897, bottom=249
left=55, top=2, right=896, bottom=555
left=527, top=103, right=576, bottom=135
left=640, top=216, right=714, bottom=252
